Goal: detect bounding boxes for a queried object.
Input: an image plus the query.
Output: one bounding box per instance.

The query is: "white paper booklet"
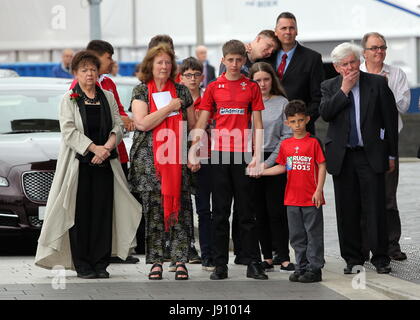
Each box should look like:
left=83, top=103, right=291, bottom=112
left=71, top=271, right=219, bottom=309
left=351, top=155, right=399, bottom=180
left=152, top=91, right=179, bottom=117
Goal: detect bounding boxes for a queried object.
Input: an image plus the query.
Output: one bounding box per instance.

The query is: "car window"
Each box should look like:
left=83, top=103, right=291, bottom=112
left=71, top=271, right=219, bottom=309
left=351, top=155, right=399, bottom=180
left=0, top=90, right=63, bottom=134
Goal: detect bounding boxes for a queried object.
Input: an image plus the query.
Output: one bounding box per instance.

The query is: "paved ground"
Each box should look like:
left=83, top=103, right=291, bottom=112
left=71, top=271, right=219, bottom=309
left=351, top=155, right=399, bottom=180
left=0, top=160, right=419, bottom=301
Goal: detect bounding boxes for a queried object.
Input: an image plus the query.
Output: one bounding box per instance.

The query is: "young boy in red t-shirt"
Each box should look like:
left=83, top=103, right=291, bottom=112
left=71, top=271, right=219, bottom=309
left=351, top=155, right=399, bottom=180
left=189, top=40, right=267, bottom=281
left=262, top=100, right=326, bottom=283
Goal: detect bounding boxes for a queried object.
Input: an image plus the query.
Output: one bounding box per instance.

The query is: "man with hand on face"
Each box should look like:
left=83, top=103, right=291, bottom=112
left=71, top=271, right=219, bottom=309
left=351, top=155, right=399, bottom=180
left=263, top=12, right=324, bottom=135
left=360, top=32, right=410, bottom=262
left=320, top=42, right=398, bottom=275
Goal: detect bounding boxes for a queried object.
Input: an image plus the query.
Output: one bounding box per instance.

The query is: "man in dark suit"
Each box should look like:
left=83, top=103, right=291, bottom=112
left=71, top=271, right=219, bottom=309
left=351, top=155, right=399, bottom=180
left=320, top=42, right=398, bottom=274
left=263, top=12, right=324, bottom=135
left=196, top=45, right=216, bottom=88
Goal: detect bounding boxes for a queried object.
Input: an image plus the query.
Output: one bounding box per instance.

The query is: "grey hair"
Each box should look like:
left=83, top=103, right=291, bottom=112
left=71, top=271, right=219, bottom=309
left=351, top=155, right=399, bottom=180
left=331, top=42, right=362, bottom=64
left=361, top=32, right=387, bottom=49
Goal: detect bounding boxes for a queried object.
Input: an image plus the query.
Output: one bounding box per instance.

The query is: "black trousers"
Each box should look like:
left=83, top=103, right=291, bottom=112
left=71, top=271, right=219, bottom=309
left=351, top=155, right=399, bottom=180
left=255, top=164, right=290, bottom=262
left=385, top=157, right=402, bottom=255
left=361, top=157, right=402, bottom=257
left=332, top=149, right=390, bottom=267
left=231, top=202, right=242, bottom=257
left=69, top=162, right=114, bottom=273
left=194, top=163, right=213, bottom=261
left=211, top=152, right=260, bottom=266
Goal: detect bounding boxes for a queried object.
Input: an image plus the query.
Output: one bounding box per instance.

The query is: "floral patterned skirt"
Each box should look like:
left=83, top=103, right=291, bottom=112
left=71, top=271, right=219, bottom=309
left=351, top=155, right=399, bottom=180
left=139, top=190, right=193, bottom=264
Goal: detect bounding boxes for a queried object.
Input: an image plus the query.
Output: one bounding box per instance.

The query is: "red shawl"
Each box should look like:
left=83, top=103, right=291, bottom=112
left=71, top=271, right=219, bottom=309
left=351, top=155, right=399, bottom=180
left=147, top=79, right=183, bottom=232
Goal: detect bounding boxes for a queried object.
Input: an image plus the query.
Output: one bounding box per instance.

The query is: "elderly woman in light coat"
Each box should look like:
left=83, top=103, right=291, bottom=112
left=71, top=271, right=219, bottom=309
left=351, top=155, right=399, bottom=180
left=35, top=51, right=141, bottom=279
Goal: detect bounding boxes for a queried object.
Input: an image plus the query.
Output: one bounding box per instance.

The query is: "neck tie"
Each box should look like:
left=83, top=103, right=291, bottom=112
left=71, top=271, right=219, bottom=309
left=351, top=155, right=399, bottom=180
left=277, top=53, right=287, bottom=80
left=348, top=91, right=359, bottom=147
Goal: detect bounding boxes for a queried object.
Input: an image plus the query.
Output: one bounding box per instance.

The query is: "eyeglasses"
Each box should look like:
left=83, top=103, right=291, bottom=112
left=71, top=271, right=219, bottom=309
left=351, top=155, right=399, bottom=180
left=365, top=45, right=387, bottom=51
left=183, top=72, right=202, bottom=79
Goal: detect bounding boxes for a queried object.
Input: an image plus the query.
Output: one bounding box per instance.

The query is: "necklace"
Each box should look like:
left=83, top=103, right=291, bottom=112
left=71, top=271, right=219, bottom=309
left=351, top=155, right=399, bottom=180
left=83, top=91, right=99, bottom=104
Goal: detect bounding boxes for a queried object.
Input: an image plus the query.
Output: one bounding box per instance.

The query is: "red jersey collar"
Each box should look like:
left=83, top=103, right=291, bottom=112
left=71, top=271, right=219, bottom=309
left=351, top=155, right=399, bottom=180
left=220, top=72, right=247, bottom=82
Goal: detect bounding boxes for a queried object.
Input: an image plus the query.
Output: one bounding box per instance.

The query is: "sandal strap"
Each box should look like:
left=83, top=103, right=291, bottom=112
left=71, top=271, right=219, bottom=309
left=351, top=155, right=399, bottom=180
left=175, top=264, right=189, bottom=279
left=175, top=263, right=187, bottom=271
left=150, top=263, right=162, bottom=271
left=149, top=271, right=162, bottom=276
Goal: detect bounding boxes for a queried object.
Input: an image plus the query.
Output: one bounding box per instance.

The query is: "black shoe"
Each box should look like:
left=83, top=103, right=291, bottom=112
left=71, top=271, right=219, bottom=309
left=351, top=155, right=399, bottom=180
left=109, top=255, right=139, bottom=264
left=289, top=271, right=305, bottom=282
left=390, top=252, right=407, bottom=261
left=246, top=262, right=268, bottom=280
left=234, top=256, right=248, bottom=265
left=376, top=264, right=391, bottom=274
left=96, top=270, right=110, bottom=279
left=298, top=270, right=322, bottom=283
left=280, top=262, right=295, bottom=272
left=210, top=265, right=228, bottom=280
left=261, top=261, right=274, bottom=272
left=343, top=264, right=363, bottom=274
left=188, top=245, right=202, bottom=264
left=77, top=270, right=96, bottom=279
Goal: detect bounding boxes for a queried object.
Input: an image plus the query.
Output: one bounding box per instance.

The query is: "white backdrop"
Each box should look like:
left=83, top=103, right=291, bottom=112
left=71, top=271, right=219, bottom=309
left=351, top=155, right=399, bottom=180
left=1, top=0, right=419, bottom=49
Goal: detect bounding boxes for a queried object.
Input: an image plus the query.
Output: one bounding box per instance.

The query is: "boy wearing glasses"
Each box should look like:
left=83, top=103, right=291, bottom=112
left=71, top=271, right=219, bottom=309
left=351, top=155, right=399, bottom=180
left=180, top=57, right=215, bottom=272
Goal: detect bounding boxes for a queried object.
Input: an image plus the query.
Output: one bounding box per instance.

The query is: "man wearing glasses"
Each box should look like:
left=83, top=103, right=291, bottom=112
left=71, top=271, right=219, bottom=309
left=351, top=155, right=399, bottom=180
left=360, top=32, right=411, bottom=262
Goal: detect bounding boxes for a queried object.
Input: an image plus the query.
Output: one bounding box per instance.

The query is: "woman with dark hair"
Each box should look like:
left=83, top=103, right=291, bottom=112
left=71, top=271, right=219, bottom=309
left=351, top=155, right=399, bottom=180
left=128, top=43, right=195, bottom=280
left=35, top=51, right=142, bottom=279
left=249, top=62, right=295, bottom=272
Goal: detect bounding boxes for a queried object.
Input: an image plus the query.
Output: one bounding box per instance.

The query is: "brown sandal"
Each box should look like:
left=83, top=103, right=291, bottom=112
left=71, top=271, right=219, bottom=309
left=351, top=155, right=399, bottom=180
left=148, top=263, right=163, bottom=280
left=175, top=263, right=189, bottom=280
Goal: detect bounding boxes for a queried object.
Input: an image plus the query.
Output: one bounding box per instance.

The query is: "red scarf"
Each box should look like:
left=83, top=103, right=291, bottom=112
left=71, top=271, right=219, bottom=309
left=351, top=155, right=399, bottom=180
left=147, top=79, right=183, bottom=232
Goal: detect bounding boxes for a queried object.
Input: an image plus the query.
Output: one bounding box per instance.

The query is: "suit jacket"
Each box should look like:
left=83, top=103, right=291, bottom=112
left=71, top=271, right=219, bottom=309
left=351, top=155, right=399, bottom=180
left=263, top=42, right=324, bottom=134
left=205, top=62, right=216, bottom=85
left=319, top=71, right=398, bottom=176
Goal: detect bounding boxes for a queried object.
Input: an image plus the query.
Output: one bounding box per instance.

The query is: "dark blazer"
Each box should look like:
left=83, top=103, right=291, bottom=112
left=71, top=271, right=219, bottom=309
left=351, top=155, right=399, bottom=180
left=319, top=71, right=398, bottom=176
left=263, top=42, right=324, bottom=134
left=205, top=62, right=216, bottom=85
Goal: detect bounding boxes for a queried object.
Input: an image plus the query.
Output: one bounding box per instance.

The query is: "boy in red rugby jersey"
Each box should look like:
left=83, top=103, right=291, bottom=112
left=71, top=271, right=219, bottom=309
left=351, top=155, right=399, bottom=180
left=261, top=100, right=326, bottom=283
left=189, top=40, right=267, bottom=280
